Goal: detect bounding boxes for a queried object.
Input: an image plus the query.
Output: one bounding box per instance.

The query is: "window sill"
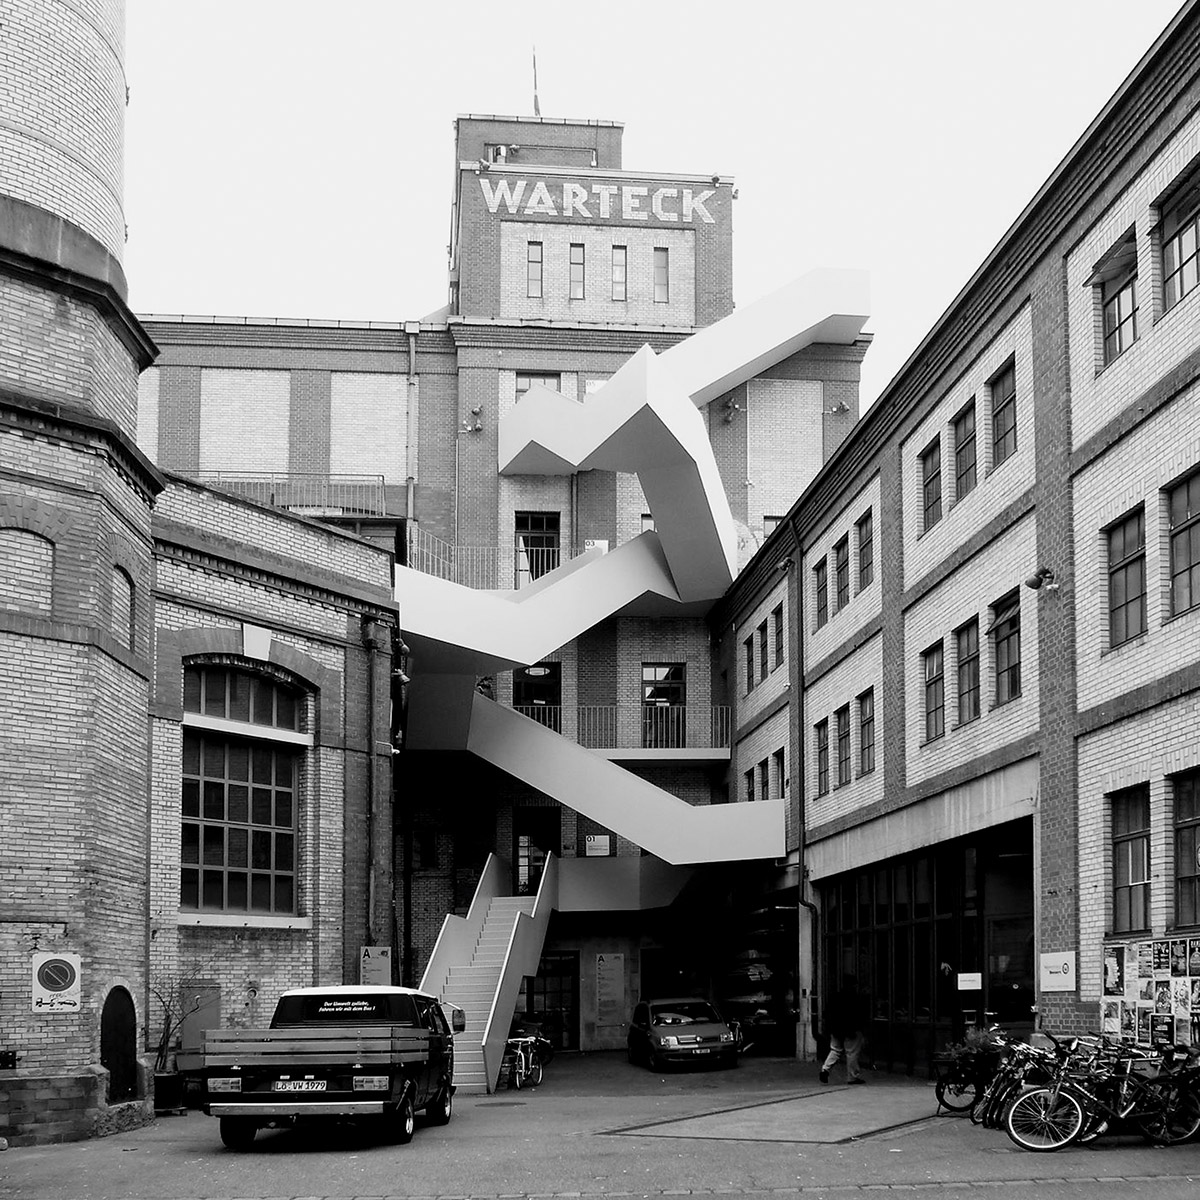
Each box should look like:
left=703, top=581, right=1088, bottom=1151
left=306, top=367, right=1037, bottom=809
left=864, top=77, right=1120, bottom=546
left=178, top=912, right=313, bottom=930
left=990, top=693, right=1022, bottom=712
left=921, top=732, right=945, bottom=747
left=952, top=715, right=981, bottom=732
left=1100, top=631, right=1148, bottom=658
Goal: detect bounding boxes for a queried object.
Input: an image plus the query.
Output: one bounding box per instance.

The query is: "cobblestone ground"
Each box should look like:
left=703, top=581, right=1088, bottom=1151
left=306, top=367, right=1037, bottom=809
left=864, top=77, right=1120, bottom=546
left=1, top=1054, right=1198, bottom=1200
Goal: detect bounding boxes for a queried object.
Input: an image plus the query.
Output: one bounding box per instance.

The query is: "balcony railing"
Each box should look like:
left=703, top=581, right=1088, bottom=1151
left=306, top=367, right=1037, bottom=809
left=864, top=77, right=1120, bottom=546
left=196, top=472, right=388, bottom=517
left=511, top=705, right=731, bottom=750
left=405, top=526, right=583, bottom=590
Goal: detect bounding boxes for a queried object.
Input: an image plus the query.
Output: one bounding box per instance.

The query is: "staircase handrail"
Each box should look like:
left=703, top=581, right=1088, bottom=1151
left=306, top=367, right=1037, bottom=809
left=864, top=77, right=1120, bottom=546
left=419, top=852, right=507, bottom=1002
left=480, top=853, right=559, bottom=1090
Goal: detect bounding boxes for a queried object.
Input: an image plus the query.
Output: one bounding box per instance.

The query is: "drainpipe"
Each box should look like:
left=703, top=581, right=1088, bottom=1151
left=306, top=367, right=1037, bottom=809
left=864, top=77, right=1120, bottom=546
left=361, top=617, right=391, bottom=953
left=786, top=515, right=820, bottom=1057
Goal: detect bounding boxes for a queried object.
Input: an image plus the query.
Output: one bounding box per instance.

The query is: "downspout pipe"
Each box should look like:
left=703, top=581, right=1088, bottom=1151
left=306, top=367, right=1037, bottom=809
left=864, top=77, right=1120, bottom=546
left=786, top=515, right=821, bottom=1055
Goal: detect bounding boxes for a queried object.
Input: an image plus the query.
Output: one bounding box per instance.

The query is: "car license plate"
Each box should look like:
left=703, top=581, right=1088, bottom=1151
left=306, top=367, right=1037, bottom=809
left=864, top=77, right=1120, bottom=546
left=273, top=1079, right=327, bottom=1091
left=693, top=1048, right=710, bottom=1055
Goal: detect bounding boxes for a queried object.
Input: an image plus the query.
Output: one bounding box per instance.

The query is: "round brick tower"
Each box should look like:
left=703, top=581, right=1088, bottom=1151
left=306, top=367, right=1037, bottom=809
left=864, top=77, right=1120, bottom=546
left=0, top=0, right=161, bottom=1144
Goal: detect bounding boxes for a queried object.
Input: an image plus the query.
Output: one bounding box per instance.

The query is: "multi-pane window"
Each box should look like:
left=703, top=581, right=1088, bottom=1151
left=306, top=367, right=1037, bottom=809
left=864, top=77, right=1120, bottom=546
left=857, top=511, right=874, bottom=591
left=1161, top=166, right=1200, bottom=311
left=757, top=620, right=768, bottom=680
left=772, top=603, right=784, bottom=668
left=611, top=246, right=627, bottom=301
left=654, top=247, right=669, bottom=303
left=858, top=689, right=875, bottom=775
left=922, top=641, right=944, bottom=742
left=757, top=759, right=770, bottom=803
left=956, top=618, right=980, bottom=725
left=815, top=720, right=829, bottom=796
left=744, top=635, right=754, bottom=692
left=772, top=747, right=786, bottom=798
left=569, top=243, right=585, bottom=299
left=921, top=438, right=942, bottom=531
left=1097, top=232, right=1138, bottom=363
left=515, top=511, right=560, bottom=585
left=642, top=662, right=686, bottom=748
left=991, top=592, right=1021, bottom=705
left=527, top=242, right=543, bottom=298
left=1175, top=771, right=1200, bottom=927
left=1169, top=470, right=1200, bottom=616
left=1112, top=784, right=1151, bottom=933
left=953, top=401, right=977, bottom=502
left=1108, top=507, right=1146, bottom=647
left=836, top=705, right=851, bottom=786
left=991, top=361, right=1017, bottom=468
left=181, top=666, right=303, bottom=915
left=744, top=768, right=755, bottom=804
left=834, top=537, right=850, bottom=609
left=814, top=559, right=828, bottom=628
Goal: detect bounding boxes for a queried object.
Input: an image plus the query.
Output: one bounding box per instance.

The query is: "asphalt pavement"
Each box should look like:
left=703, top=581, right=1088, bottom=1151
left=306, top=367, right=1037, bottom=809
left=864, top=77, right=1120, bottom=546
left=2, top=1052, right=1199, bottom=1200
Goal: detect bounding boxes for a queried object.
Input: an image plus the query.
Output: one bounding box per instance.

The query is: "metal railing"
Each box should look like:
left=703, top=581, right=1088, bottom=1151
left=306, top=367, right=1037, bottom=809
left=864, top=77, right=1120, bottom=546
left=405, top=526, right=582, bottom=590
left=510, top=704, right=731, bottom=749
left=196, top=472, right=388, bottom=517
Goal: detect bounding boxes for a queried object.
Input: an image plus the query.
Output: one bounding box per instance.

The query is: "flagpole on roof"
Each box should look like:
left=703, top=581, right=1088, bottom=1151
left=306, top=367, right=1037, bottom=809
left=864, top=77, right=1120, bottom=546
left=533, top=46, right=541, bottom=117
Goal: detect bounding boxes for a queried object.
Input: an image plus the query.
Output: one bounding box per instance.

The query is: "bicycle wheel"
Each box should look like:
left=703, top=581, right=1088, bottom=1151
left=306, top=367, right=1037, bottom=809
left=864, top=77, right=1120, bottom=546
left=527, top=1056, right=544, bottom=1087
left=1005, top=1087, right=1084, bottom=1151
left=1139, top=1080, right=1200, bottom=1145
left=935, top=1075, right=980, bottom=1112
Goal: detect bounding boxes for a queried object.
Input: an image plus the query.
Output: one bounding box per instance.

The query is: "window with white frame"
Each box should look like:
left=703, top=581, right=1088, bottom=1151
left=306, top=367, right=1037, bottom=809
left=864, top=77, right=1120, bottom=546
left=956, top=617, right=980, bottom=725
left=814, top=559, right=828, bottom=628
left=921, top=437, right=942, bottom=531
left=1168, top=469, right=1200, bottom=617
left=569, top=243, right=585, bottom=299
left=653, top=247, right=669, bottom=303
left=834, top=536, right=850, bottom=609
left=181, top=664, right=306, bottom=914
left=815, top=719, right=829, bottom=795
left=990, top=592, right=1021, bottom=705
left=611, top=245, right=627, bottom=301
left=1092, top=230, right=1138, bottom=365
left=836, top=704, right=851, bottom=785
left=856, top=510, right=873, bottom=591
left=857, top=689, right=875, bottom=775
left=527, top=242, right=543, bottom=298
left=1112, top=784, right=1150, bottom=934
left=1160, top=164, right=1200, bottom=311
left=990, top=361, right=1017, bottom=469
left=1107, top=507, right=1146, bottom=647
left=953, top=400, right=977, bottom=502
left=922, top=641, right=944, bottom=742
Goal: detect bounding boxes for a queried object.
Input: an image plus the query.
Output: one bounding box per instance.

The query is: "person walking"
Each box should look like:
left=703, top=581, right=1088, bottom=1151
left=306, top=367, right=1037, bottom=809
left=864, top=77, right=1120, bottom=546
left=819, top=976, right=868, bottom=1084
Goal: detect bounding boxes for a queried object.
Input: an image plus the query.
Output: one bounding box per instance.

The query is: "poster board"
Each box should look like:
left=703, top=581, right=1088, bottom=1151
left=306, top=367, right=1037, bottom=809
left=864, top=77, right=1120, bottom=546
left=1096, top=938, right=1200, bottom=1047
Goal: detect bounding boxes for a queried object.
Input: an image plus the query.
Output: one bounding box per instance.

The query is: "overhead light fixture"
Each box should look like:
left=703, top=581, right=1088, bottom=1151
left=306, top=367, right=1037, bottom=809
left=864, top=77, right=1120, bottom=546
left=1024, top=566, right=1058, bottom=592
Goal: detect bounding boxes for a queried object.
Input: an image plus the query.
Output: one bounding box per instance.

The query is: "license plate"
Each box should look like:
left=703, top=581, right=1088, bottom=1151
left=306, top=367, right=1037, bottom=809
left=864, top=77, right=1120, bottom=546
left=273, top=1079, right=327, bottom=1091
left=693, top=1048, right=711, bottom=1055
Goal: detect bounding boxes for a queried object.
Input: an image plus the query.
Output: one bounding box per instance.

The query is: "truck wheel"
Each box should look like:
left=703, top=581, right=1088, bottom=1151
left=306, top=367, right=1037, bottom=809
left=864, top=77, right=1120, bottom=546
left=393, top=1095, right=415, bottom=1144
left=219, top=1117, right=257, bottom=1150
left=428, top=1086, right=453, bottom=1126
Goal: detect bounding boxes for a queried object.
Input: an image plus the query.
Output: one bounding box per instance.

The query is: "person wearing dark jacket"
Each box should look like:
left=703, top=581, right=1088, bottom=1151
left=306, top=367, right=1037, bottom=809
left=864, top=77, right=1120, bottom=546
left=819, top=977, right=868, bottom=1084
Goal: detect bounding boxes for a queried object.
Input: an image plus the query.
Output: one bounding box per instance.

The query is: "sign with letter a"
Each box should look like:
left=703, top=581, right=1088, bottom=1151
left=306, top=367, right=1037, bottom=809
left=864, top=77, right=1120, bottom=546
left=359, top=945, right=393, bottom=987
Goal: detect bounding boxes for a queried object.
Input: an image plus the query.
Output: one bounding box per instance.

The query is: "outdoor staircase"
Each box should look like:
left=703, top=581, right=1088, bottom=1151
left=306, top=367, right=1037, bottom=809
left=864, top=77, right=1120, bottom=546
left=445, top=894, right=536, bottom=1094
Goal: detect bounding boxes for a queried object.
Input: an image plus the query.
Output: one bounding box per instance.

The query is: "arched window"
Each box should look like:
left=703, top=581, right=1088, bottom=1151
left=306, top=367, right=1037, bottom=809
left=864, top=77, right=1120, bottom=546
left=111, top=566, right=134, bottom=649
left=180, top=664, right=309, bottom=915
left=0, top=528, right=53, bottom=614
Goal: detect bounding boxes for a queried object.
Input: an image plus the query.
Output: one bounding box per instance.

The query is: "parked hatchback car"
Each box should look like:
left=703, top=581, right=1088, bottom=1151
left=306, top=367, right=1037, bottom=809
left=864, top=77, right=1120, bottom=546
left=627, top=997, right=738, bottom=1070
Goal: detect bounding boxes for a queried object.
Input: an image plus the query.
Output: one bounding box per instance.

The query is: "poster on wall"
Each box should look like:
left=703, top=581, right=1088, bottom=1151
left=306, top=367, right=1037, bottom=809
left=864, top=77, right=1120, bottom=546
left=1103, top=946, right=1126, bottom=997
left=1138, top=943, right=1155, bottom=977
left=1101, top=1000, right=1120, bottom=1034
left=1190, top=938, right=1200, bottom=975
left=596, top=953, right=625, bottom=1029
left=1153, top=941, right=1171, bottom=973
left=1172, top=940, right=1189, bottom=976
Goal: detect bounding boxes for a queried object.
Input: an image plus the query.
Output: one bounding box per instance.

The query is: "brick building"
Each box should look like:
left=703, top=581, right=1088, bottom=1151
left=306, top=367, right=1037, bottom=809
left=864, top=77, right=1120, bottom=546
left=137, top=115, right=869, bottom=1087
left=0, top=0, right=397, bottom=1145
left=713, top=0, right=1200, bottom=1068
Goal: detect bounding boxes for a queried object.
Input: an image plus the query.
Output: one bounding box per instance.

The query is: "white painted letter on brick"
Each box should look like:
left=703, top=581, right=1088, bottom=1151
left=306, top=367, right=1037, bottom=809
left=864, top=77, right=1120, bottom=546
left=622, top=186, right=649, bottom=220
left=683, top=188, right=717, bottom=223
left=591, top=184, right=618, bottom=218
left=524, top=181, right=557, bottom=216
left=562, top=182, right=591, bottom=218
left=479, top=178, right=527, bottom=214
left=652, top=188, right=679, bottom=222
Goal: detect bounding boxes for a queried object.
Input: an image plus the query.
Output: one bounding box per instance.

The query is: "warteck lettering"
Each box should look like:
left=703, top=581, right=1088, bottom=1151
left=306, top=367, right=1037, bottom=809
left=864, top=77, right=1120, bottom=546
left=479, top=179, right=717, bottom=225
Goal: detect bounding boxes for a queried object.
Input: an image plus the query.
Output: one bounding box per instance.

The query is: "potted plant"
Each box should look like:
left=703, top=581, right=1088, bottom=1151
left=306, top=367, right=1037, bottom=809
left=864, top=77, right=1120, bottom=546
left=150, top=967, right=210, bottom=1112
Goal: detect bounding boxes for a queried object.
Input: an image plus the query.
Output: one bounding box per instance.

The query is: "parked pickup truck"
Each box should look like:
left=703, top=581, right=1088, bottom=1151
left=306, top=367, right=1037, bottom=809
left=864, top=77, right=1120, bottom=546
left=202, top=984, right=464, bottom=1149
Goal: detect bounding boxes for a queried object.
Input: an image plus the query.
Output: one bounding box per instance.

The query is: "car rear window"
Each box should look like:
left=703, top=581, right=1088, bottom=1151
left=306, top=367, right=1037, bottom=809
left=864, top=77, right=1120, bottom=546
left=271, top=993, right=420, bottom=1027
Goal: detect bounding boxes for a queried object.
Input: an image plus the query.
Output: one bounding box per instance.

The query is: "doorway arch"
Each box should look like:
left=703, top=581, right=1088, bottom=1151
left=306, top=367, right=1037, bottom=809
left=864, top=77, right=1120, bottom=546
left=100, top=986, right=138, bottom=1102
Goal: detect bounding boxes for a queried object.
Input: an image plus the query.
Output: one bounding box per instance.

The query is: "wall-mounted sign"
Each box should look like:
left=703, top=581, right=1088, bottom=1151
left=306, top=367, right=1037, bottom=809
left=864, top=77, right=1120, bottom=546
left=596, top=953, right=624, bottom=1027
left=1040, top=951, right=1076, bottom=992
left=584, top=834, right=610, bottom=856
left=31, top=951, right=81, bottom=1012
left=956, top=972, right=983, bottom=991
left=480, top=179, right=717, bottom=225
left=359, top=945, right=393, bottom=987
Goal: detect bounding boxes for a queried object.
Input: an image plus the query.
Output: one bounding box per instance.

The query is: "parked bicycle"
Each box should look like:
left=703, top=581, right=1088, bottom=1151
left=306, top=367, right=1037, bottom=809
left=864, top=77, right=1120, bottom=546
left=504, top=1034, right=547, bottom=1089
left=1004, top=1033, right=1200, bottom=1152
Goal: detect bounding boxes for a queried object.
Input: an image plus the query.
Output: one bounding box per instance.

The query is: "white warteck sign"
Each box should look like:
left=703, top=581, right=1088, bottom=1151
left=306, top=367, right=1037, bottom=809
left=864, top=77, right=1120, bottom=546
left=479, top=178, right=718, bottom=224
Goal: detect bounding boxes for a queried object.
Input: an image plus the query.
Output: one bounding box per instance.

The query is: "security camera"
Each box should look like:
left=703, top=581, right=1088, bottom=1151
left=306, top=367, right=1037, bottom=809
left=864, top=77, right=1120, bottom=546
left=1024, top=567, right=1057, bottom=591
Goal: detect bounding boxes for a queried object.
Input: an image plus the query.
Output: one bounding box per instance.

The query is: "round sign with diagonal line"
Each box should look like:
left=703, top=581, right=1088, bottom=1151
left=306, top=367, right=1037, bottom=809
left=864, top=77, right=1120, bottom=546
left=31, top=951, right=82, bottom=1012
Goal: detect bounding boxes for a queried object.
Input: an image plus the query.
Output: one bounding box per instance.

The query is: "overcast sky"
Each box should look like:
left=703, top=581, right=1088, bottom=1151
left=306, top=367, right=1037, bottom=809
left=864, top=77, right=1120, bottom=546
left=124, top=0, right=1185, bottom=408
